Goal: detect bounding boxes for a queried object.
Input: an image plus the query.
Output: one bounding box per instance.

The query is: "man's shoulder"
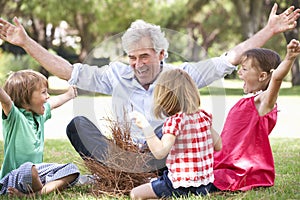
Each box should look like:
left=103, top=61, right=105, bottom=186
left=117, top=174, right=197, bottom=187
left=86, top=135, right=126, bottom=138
left=73, top=61, right=129, bottom=69
left=162, top=63, right=176, bottom=71
left=109, top=61, right=129, bottom=68
left=163, top=62, right=189, bottom=70
left=108, top=61, right=133, bottom=78
left=109, top=61, right=131, bottom=71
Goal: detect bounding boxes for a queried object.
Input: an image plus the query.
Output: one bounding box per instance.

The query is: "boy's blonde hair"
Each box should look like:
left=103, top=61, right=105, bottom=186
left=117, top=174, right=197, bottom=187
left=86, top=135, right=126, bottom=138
left=153, top=69, right=200, bottom=118
left=3, top=69, right=48, bottom=108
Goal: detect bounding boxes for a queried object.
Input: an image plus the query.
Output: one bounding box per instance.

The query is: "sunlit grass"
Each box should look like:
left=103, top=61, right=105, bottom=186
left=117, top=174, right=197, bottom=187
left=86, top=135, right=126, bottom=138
left=0, top=138, right=299, bottom=199
left=0, top=80, right=299, bottom=199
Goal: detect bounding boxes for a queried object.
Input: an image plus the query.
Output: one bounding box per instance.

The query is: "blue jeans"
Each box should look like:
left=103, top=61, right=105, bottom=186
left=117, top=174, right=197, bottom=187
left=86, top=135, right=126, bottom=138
left=151, top=170, right=213, bottom=198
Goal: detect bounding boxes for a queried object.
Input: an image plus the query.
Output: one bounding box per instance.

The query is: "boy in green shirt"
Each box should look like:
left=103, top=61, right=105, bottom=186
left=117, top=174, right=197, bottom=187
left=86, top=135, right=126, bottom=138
left=0, top=70, right=79, bottom=196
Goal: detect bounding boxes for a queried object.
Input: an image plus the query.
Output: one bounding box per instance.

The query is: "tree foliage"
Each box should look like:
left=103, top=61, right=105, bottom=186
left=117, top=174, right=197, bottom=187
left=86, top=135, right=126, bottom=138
left=0, top=0, right=299, bottom=85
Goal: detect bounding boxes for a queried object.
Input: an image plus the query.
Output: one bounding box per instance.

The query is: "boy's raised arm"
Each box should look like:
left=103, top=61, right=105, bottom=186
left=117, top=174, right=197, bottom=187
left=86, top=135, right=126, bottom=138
left=0, top=88, right=12, bottom=116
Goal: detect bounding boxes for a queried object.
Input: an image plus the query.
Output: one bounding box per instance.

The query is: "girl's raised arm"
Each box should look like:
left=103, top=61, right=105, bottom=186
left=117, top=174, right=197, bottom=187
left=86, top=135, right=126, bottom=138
left=258, top=39, right=300, bottom=116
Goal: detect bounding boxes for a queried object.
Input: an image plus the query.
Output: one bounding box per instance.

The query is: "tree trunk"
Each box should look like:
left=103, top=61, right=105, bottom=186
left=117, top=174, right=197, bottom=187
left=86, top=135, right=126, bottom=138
left=0, top=0, right=7, bottom=14
left=74, top=12, right=95, bottom=62
left=187, top=23, right=203, bottom=61
left=31, top=17, right=50, bottom=78
left=285, top=0, right=300, bottom=86
left=274, top=0, right=300, bottom=86
left=232, top=0, right=264, bottom=40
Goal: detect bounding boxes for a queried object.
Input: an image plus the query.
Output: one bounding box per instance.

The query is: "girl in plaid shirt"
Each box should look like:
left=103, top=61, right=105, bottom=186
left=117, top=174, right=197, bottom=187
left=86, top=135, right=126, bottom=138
left=130, top=69, right=222, bottom=199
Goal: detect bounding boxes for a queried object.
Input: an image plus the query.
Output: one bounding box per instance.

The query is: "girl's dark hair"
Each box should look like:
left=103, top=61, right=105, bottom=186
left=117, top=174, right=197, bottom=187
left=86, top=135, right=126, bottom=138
left=241, top=48, right=281, bottom=73
left=241, top=48, right=281, bottom=90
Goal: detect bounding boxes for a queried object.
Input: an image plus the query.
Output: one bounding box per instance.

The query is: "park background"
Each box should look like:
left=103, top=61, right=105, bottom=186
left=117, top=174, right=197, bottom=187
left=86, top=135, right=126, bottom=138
left=0, top=0, right=299, bottom=199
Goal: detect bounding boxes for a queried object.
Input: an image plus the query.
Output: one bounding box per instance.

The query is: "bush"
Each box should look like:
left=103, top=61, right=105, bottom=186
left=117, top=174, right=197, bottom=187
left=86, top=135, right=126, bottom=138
left=0, top=50, right=40, bottom=85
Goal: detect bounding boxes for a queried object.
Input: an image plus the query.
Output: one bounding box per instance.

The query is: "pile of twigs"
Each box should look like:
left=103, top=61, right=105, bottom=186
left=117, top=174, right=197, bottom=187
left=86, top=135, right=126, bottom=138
left=83, top=118, right=157, bottom=196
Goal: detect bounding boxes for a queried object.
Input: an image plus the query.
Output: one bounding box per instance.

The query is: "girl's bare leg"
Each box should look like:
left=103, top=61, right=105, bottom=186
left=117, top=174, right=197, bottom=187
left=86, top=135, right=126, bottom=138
left=130, top=182, right=158, bottom=200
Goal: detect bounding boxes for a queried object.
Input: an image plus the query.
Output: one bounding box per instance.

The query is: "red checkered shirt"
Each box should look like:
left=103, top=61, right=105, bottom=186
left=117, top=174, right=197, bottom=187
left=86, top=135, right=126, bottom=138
left=163, top=109, right=214, bottom=189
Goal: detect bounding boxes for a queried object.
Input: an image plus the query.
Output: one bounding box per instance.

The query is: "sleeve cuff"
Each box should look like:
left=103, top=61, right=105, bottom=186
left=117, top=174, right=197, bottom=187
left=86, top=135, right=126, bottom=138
left=68, top=63, right=80, bottom=85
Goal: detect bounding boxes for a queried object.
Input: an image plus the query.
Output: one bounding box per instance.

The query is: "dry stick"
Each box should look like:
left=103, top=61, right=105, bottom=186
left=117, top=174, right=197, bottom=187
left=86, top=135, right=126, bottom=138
left=83, top=117, right=157, bottom=196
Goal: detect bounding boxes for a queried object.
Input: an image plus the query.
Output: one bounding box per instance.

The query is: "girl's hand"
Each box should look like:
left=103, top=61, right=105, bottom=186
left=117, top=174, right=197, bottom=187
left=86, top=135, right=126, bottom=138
left=129, top=111, right=150, bottom=129
left=286, top=39, right=300, bottom=60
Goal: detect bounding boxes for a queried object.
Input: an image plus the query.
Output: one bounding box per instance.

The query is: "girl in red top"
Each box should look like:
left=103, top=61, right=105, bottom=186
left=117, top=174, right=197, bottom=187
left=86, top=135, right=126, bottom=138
left=129, top=69, right=222, bottom=199
left=213, top=39, right=300, bottom=191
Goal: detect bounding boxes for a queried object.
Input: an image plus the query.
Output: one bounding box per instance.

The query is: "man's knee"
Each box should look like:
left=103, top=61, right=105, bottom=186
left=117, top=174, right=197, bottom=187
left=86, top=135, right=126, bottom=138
left=66, top=116, right=88, bottom=137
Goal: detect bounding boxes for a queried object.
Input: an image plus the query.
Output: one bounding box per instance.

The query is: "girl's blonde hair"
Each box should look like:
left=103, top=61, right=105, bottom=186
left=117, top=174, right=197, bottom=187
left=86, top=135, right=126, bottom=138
left=3, top=69, right=48, bottom=108
left=153, top=69, right=200, bottom=118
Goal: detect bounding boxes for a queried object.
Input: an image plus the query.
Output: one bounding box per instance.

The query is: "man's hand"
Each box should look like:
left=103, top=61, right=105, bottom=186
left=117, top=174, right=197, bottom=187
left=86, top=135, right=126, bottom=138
left=0, top=17, right=28, bottom=47
left=267, top=3, right=300, bottom=35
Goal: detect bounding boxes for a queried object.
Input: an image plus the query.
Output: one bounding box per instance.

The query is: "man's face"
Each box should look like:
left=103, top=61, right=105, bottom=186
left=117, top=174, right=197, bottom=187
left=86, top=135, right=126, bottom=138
left=128, top=38, right=164, bottom=89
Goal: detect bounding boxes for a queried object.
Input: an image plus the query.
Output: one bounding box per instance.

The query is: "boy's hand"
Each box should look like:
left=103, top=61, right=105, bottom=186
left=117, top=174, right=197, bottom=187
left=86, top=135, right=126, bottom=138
left=67, top=85, right=78, bottom=99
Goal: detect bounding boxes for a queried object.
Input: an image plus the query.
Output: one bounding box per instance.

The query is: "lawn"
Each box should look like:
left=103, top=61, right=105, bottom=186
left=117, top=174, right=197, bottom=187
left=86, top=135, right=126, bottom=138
left=0, top=83, right=299, bottom=199
left=0, top=138, right=299, bottom=200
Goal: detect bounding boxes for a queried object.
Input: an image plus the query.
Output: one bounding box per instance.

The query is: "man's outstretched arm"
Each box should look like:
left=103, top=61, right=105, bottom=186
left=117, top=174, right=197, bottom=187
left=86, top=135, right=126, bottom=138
left=226, top=3, right=300, bottom=65
left=0, top=17, right=73, bottom=80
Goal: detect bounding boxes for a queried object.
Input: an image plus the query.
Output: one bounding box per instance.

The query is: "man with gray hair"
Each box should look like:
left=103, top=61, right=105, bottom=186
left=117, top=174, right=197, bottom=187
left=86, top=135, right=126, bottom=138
left=0, top=4, right=299, bottom=173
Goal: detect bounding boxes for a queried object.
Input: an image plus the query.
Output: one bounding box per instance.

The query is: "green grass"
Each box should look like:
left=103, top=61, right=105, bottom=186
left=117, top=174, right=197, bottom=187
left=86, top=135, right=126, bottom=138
left=0, top=138, right=299, bottom=199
